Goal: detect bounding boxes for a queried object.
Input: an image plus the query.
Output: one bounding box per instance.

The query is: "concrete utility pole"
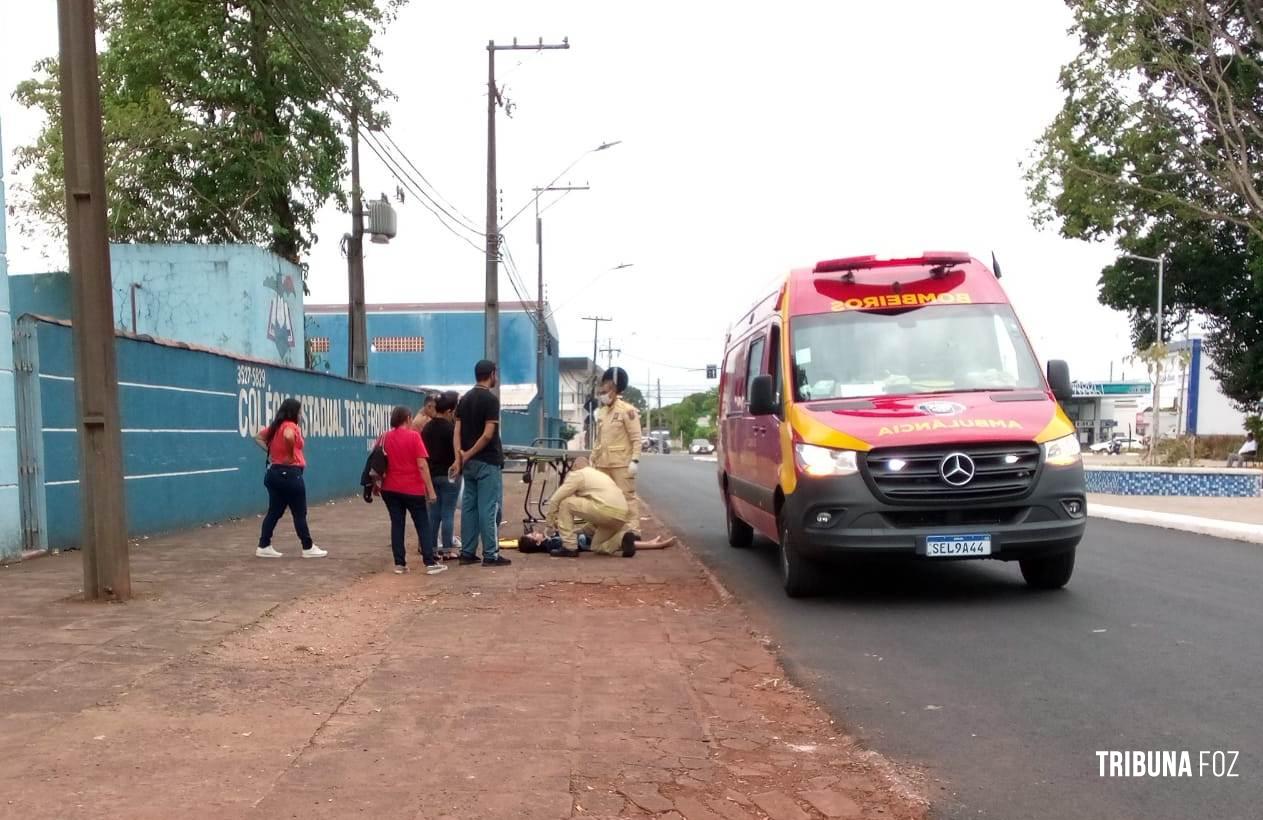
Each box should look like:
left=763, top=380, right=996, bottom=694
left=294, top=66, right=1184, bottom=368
left=1124, top=252, right=1165, bottom=464
left=600, top=339, right=621, bottom=369
left=485, top=38, right=570, bottom=386
left=57, top=0, right=130, bottom=601
left=646, top=369, right=652, bottom=439
left=534, top=183, right=588, bottom=437
left=657, top=378, right=663, bottom=443
left=582, top=315, right=610, bottom=448
left=347, top=106, right=368, bottom=382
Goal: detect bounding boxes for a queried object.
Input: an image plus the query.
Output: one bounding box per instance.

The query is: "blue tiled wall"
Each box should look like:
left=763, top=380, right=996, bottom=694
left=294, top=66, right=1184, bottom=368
left=1086, top=468, right=1262, bottom=497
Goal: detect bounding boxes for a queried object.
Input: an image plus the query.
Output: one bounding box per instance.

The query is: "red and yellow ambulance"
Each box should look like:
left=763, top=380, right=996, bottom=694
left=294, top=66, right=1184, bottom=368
left=717, top=252, right=1085, bottom=597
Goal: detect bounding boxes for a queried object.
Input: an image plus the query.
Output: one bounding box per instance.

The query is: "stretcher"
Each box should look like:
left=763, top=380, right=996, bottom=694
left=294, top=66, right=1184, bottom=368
left=502, top=438, right=590, bottom=530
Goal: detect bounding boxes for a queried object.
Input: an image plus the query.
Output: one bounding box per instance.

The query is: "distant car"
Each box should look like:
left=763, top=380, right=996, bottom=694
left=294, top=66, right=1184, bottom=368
left=1089, top=436, right=1144, bottom=455
left=689, top=439, right=715, bottom=455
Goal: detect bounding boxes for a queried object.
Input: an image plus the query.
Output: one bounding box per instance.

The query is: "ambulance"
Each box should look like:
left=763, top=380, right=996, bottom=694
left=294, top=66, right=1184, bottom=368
left=717, top=252, right=1085, bottom=597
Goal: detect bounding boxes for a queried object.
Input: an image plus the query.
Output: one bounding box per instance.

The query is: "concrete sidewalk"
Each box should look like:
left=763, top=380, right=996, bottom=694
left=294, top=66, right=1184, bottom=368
left=0, top=488, right=925, bottom=819
left=1089, top=494, right=1263, bottom=543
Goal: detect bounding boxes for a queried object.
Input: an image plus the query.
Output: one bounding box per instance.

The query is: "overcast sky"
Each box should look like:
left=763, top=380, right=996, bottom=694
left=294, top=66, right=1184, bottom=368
left=1, top=0, right=1139, bottom=403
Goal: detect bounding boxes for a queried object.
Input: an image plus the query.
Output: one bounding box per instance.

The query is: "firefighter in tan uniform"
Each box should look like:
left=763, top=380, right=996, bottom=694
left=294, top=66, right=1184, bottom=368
left=592, top=367, right=642, bottom=530
left=545, top=462, right=636, bottom=556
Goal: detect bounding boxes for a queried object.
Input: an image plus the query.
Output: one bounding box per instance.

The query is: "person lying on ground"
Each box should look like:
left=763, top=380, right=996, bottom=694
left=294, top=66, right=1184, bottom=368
left=518, top=530, right=677, bottom=557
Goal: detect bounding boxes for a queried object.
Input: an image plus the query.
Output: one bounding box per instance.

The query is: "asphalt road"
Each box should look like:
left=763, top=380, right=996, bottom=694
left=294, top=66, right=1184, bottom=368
left=640, top=455, right=1262, bottom=820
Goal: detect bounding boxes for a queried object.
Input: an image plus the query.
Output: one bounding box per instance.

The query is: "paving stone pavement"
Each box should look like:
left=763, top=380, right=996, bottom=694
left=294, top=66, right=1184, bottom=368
left=0, top=487, right=926, bottom=819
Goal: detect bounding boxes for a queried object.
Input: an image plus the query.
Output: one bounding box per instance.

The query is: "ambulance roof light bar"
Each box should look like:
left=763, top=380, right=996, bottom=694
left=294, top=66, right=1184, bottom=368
left=813, top=251, right=972, bottom=275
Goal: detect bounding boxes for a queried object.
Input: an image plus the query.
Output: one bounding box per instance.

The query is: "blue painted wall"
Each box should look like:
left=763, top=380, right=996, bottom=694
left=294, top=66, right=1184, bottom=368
left=10, top=243, right=305, bottom=366
left=22, top=318, right=428, bottom=551
left=0, top=119, right=19, bottom=557
left=306, top=306, right=562, bottom=443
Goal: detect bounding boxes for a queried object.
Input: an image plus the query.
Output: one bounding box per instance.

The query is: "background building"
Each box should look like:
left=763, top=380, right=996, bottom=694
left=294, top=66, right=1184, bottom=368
left=559, top=356, right=601, bottom=447
left=9, top=244, right=306, bottom=367
left=1063, top=380, right=1152, bottom=445
left=1159, top=337, right=1247, bottom=436
left=305, top=302, right=560, bottom=444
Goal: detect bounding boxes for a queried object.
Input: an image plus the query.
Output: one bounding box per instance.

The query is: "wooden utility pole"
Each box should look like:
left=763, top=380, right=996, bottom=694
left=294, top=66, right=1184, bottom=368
left=57, top=0, right=130, bottom=600
left=485, top=38, right=570, bottom=387
left=346, top=106, right=368, bottom=382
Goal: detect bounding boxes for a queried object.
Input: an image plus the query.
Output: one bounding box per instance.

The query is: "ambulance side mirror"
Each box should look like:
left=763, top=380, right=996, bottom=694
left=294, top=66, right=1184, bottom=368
left=1047, top=360, right=1072, bottom=403
left=748, top=375, right=777, bottom=416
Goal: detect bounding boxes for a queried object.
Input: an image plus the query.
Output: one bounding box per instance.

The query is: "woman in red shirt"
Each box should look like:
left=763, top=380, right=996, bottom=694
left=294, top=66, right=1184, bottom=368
left=381, top=406, right=443, bottom=574
left=254, top=398, right=327, bottom=559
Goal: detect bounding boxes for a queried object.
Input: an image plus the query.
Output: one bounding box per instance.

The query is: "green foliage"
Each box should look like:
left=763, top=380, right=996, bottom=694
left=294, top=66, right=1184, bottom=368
left=656, top=389, right=718, bottom=445
left=623, top=385, right=649, bottom=415
left=1027, top=0, right=1263, bottom=409
left=11, top=0, right=405, bottom=268
left=559, top=423, right=579, bottom=443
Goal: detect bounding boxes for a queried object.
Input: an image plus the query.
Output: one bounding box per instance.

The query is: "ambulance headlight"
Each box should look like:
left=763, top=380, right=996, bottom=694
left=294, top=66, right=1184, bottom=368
left=794, top=443, right=859, bottom=477
left=1043, top=433, right=1082, bottom=467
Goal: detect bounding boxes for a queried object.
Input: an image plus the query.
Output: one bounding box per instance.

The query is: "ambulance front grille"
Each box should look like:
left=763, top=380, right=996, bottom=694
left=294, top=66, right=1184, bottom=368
left=864, top=442, right=1042, bottom=503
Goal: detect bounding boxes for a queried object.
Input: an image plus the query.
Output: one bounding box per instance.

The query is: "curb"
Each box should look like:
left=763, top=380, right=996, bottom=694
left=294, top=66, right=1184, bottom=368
left=1089, top=504, right=1263, bottom=544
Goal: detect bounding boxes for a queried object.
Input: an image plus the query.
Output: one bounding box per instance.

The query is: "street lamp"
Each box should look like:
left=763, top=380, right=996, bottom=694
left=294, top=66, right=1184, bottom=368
left=521, top=141, right=623, bottom=438
left=1122, top=252, right=1165, bottom=462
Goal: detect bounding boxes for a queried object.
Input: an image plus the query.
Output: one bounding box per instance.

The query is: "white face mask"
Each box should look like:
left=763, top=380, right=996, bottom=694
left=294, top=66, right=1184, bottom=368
left=598, top=393, right=614, bottom=407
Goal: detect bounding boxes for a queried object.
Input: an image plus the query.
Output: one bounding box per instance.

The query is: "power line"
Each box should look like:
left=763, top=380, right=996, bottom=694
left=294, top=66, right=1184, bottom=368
left=500, top=240, right=545, bottom=334
left=263, top=2, right=485, bottom=247
left=276, top=16, right=481, bottom=245
left=378, top=129, right=482, bottom=233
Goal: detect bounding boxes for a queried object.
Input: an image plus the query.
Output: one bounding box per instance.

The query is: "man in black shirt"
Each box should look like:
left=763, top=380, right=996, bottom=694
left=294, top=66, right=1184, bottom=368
left=453, top=360, right=510, bottom=566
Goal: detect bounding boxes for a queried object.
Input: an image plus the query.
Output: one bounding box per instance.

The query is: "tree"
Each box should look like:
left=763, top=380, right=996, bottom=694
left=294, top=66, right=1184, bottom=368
left=1026, top=0, right=1263, bottom=409
left=12, top=0, right=404, bottom=272
left=623, top=385, right=649, bottom=416
left=657, top=389, right=718, bottom=444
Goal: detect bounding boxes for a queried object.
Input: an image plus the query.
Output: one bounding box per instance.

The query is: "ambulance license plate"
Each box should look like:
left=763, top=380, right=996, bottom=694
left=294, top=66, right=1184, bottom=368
left=925, top=534, right=992, bottom=557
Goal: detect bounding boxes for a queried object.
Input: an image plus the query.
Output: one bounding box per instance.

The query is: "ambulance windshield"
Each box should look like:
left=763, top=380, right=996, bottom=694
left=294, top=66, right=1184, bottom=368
left=791, top=304, right=1045, bottom=401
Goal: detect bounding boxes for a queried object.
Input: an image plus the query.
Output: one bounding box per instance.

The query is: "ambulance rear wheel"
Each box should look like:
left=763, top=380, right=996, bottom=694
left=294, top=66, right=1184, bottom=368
left=780, top=523, right=821, bottom=598
left=725, top=495, right=754, bottom=548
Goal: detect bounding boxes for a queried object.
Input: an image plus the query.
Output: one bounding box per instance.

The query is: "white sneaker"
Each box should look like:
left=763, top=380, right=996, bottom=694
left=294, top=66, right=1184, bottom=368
left=450, top=536, right=462, bottom=549
left=425, top=563, right=449, bottom=575
left=302, top=545, right=328, bottom=558
left=255, top=546, right=283, bottom=558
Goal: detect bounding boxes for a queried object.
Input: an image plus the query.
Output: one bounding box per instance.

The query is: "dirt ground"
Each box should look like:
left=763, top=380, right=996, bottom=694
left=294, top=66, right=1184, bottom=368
left=0, top=480, right=928, bottom=820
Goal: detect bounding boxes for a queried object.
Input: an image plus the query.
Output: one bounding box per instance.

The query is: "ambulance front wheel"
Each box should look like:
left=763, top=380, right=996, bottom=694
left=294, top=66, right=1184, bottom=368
left=780, top=522, right=821, bottom=598
left=1019, top=546, right=1077, bottom=590
left=725, top=494, right=754, bottom=548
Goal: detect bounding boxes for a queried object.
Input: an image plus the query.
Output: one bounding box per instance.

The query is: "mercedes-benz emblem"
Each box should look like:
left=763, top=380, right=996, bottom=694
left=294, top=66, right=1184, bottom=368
left=939, top=452, right=976, bottom=486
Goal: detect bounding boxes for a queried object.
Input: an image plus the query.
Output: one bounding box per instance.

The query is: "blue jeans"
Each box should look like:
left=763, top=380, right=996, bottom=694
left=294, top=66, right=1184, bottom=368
left=259, top=465, right=313, bottom=549
left=460, top=460, right=503, bottom=560
left=425, top=474, right=461, bottom=553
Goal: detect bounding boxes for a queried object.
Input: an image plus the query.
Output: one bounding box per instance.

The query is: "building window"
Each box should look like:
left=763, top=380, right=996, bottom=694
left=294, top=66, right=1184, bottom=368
left=309, top=337, right=331, bottom=353
left=372, top=336, right=425, bottom=353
